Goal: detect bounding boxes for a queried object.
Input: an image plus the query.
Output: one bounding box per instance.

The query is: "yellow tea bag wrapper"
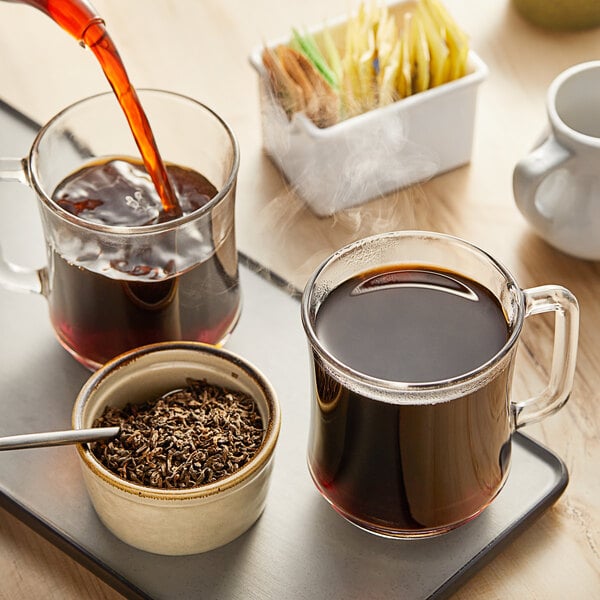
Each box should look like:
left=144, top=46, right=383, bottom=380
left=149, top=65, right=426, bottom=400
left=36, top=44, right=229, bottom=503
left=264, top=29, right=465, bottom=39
left=379, top=39, right=401, bottom=106
left=398, top=11, right=413, bottom=98
left=423, top=0, right=469, bottom=80
left=411, top=13, right=430, bottom=93
left=418, top=2, right=450, bottom=86
left=321, top=25, right=344, bottom=84
left=376, top=6, right=398, bottom=101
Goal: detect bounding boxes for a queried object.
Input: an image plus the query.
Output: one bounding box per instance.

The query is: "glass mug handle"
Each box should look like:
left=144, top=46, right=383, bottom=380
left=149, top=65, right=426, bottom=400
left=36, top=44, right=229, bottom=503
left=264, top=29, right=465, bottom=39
left=0, top=157, right=46, bottom=295
left=513, top=285, right=579, bottom=429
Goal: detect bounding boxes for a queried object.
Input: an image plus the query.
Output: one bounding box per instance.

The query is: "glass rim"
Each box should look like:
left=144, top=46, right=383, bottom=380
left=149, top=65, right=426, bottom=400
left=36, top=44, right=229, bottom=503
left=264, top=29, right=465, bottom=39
left=28, top=88, right=240, bottom=235
left=548, top=60, right=600, bottom=147
left=300, top=230, right=525, bottom=394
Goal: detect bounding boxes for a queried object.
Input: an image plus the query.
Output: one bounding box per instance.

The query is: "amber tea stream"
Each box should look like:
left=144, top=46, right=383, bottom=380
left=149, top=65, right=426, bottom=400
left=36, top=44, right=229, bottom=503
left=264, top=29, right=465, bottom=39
left=19, top=0, right=182, bottom=218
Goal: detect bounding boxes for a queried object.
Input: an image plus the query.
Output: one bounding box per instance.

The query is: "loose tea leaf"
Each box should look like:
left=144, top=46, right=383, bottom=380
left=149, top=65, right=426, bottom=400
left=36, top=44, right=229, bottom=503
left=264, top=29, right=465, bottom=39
left=90, top=378, right=264, bottom=489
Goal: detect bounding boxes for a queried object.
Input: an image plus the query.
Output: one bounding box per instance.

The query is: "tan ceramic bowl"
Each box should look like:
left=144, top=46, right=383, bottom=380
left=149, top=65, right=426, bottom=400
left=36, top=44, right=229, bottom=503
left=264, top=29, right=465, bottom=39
left=72, top=342, right=281, bottom=555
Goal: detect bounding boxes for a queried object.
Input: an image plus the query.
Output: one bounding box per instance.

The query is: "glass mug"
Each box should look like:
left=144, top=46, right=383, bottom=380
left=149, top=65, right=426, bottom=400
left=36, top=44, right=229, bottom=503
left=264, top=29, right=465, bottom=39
left=0, top=90, right=241, bottom=370
left=301, top=230, right=578, bottom=538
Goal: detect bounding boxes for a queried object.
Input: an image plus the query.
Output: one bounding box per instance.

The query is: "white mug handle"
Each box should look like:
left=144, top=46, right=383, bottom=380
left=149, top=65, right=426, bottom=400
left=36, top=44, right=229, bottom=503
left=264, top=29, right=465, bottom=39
left=513, top=135, right=572, bottom=227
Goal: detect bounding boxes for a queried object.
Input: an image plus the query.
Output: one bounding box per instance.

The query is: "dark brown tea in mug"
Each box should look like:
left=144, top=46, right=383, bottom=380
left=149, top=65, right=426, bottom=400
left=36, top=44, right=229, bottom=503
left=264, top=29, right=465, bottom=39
left=47, top=157, right=240, bottom=368
left=309, top=266, right=512, bottom=534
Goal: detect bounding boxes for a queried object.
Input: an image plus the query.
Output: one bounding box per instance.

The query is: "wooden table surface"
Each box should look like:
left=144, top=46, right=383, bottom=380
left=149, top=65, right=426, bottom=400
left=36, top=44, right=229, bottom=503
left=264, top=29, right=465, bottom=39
left=0, top=0, right=599, bottom=598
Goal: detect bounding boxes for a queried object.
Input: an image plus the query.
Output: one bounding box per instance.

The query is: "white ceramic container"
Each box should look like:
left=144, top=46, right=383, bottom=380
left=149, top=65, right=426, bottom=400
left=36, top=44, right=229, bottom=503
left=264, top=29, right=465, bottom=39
left=72, top=342, right=281, bottom=556
left=249, top=0, right=488, bottom=216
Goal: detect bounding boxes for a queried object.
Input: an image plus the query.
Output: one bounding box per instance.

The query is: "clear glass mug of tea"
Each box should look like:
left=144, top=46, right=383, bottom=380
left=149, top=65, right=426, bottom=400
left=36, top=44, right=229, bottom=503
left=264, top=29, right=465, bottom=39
left=0, top=90, right=241, bottom=370
left=301, top=230, right=579, bottom=538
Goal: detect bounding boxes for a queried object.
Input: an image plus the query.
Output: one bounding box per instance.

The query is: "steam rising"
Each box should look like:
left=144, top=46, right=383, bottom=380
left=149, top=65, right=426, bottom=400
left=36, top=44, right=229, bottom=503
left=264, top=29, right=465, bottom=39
left=256, top=97, right=437, bottom=286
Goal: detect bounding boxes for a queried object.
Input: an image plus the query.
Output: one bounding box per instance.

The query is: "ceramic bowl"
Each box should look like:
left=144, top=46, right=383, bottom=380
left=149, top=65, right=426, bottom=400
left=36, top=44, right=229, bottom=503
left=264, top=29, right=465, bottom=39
left=249, top=0, right=488, bottom=216
left=72, top=342, right=281, bottom=556
left=513, top=0, right=600, bottom=30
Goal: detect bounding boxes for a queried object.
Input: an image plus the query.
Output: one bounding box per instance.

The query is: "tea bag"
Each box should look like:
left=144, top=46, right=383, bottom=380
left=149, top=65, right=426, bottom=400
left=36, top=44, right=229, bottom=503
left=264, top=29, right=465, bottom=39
left=376, top=7, right=401, bottom=106
left=320, top=25, right=344, bottom=87
left=423, top=0, right=469, bottom=80
left=341, top=7, right=363, bottom=114
left=411, top=11, right=431, bottom=93
left=262, top=46, right=305, bottom=117
left=418, top=1, right=450, bottom=86
left=378, top=39, right=401, bottom=106
left=262, top=45, right=339, bottom=128
left=342, top=1, right=380, bottom=115
left=291, top=28, right=338, bottom=89
left=397, top=12, right=413, bottom=98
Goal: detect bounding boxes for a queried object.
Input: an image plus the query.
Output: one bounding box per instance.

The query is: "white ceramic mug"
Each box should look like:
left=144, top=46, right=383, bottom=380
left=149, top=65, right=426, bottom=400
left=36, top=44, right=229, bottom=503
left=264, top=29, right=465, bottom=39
left=513, top=61, right=600, bottom=260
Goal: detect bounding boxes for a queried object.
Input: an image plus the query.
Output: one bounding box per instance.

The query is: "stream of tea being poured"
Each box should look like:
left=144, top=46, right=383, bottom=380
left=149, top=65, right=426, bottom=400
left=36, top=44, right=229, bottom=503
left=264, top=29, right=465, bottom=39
left=16, top=0, right=183, bottom=218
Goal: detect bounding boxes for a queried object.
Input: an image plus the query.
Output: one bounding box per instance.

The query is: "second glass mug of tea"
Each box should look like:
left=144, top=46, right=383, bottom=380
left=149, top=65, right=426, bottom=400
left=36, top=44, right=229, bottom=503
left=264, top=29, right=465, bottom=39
left=0, top=90, right=241, bottom=370
left=301, top=230, right=579, bottom=538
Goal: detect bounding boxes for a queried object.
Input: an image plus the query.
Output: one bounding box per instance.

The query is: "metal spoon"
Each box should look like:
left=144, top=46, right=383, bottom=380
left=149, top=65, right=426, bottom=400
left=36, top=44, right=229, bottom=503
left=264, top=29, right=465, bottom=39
left=0, top=426, right=120, bottom=450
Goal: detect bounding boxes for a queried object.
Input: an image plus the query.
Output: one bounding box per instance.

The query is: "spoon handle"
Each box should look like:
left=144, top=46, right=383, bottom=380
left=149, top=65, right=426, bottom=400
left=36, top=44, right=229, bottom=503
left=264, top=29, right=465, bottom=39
left=0, top=426, right=120, bottom=450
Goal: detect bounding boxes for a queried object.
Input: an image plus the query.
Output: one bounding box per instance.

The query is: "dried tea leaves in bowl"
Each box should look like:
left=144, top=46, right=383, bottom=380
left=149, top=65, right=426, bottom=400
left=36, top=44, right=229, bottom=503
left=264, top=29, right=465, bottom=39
left=90, top=379, right=264, bottom=489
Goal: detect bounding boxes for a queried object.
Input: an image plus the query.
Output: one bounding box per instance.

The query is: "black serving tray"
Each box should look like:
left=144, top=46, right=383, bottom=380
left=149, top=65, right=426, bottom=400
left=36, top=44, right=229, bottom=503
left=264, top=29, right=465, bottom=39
left=0, top=100, right=568, bottom=599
